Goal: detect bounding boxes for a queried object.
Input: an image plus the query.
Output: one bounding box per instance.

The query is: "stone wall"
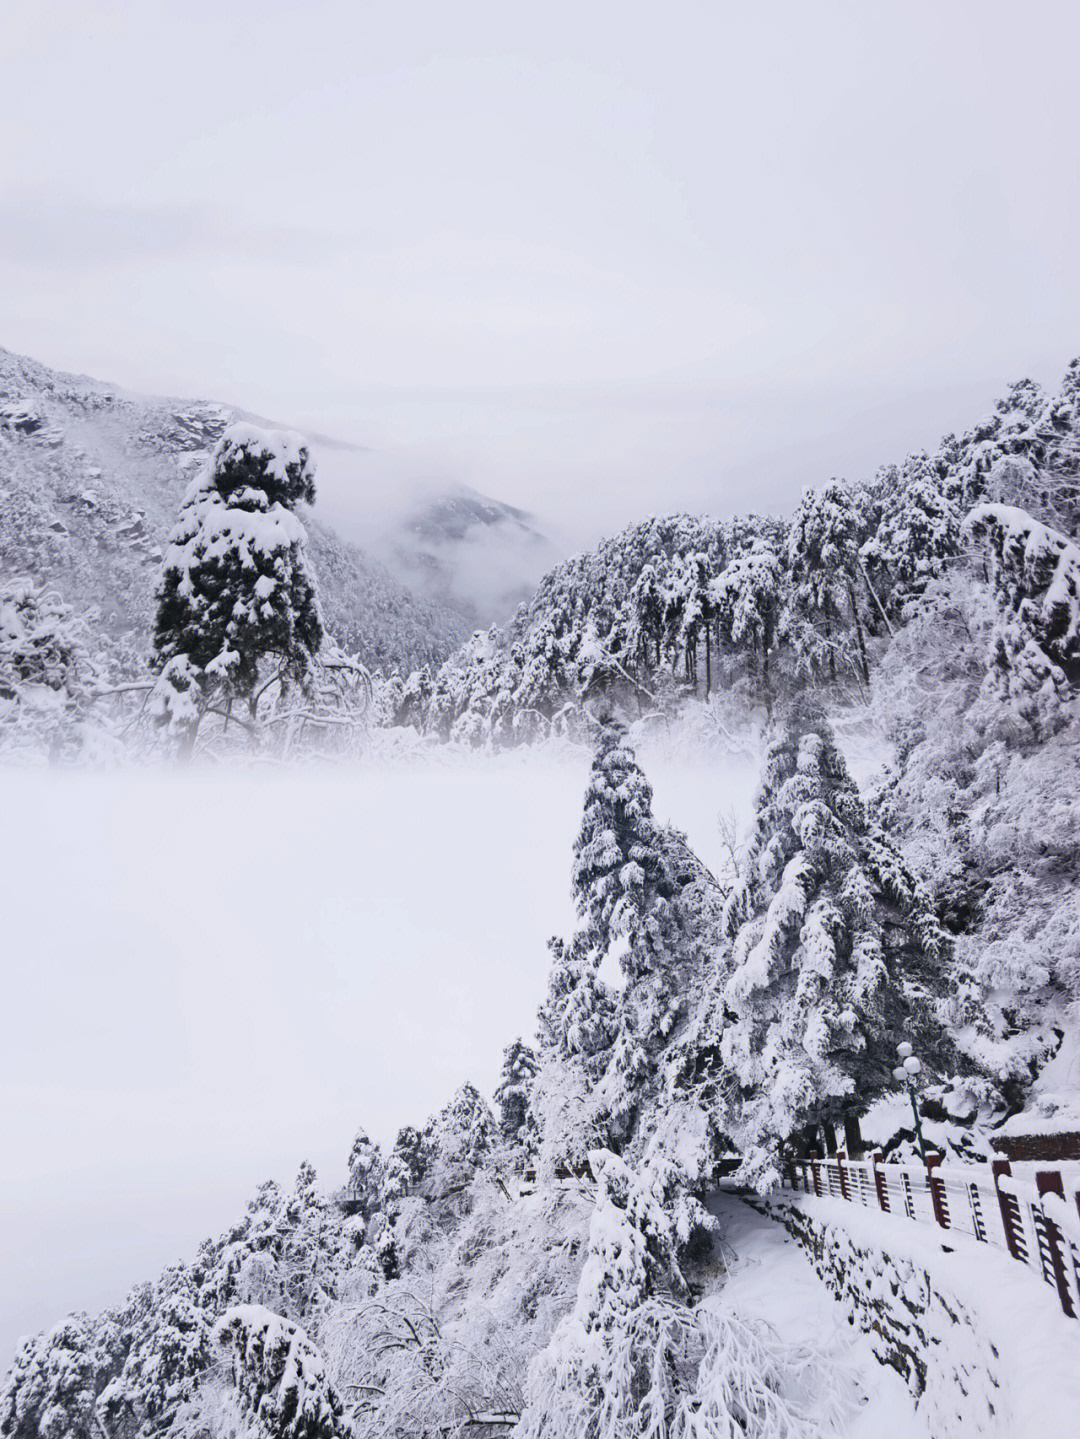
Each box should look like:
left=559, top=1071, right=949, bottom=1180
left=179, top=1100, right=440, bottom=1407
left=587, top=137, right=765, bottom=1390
left=753, top=1195, right=1005, bottom=1436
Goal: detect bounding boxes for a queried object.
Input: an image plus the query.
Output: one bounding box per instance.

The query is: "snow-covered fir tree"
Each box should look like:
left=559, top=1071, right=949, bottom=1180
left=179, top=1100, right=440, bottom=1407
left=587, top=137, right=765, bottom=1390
left=96, top=1266, right=212, bottom=1439
left=569, top=722, right=727, bottom=1152
left=571, top=718, right=674, bottom=961
left=965, top=502, right=1080, bottom=731
left=0, top=1311, right=128, bottom=1439
left=0, top=578, right=110, bottom=759
left=215, top=1308, right=350, bottom=1439
left=420, top=1082, right=497, bottom=1194
left=493, top=1038, right=538, bottom=1148
left=149, top=424, right=323, bottom=752
left=343, top=1130, right=382, bottom=1218
left=533, top=934, right=617, bottom=1175
left=785, top=480, right=871, bottom=688
left=719, top=705, right=957, bottom=1189
left=379, top=1125, right=426, bottom=1207
left=710, top=539, right=786, bottom=712
left=859, top=455, right=962, bottom=621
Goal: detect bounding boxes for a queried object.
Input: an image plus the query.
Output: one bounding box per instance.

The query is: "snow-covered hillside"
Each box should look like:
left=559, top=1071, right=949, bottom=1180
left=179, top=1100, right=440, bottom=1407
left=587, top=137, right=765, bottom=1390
left=4, top=358, right=1080, bottom=1439
left=0, top=347, right=467, bottom=671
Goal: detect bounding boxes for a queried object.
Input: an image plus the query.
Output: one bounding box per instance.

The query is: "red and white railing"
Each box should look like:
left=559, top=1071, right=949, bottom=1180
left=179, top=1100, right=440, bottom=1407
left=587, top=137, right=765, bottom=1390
left=787, top=1152, right=1080, bottom=1321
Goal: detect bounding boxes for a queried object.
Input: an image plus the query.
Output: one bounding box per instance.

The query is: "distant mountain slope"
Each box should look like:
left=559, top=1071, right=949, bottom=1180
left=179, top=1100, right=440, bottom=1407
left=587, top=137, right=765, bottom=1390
left=376, top=481, right=559, bottom=623
left=0, top=348, right=467, bottom=671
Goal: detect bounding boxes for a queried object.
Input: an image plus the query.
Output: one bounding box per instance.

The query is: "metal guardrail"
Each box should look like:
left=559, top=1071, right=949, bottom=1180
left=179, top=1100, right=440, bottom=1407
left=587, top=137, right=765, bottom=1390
left=787, top=1152, right=1080, bottom=1321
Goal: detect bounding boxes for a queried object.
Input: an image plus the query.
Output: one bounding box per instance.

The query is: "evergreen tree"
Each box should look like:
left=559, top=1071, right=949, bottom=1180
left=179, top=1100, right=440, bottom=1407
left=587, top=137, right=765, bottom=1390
left=493, top=1038, right=539, bottom=1146
left=720, top=708, right=955, bottom=1189
left=534, top=934, right=617, bottom=1174
left=0, top=578, right=105, bottom=759
left=711, top=540, right=785, bottom=711
left=537, top=934, right=617, bottom=1068
left=859, top=458, right=962, bottom=619
left=0, top=1312, right=126, bottom=1439
left=570, top=723, right=727, bottom=1151
left=628, top=562, right=664, bottom=671
left=150, top=424, right=323, bottom=752
left=966, top=503, right=1080, bottom=694
left=97, top=1266, right=212, bottom=1439
left=518, top=1151, right=711, bottom=1439
left=379, top=1125, right=426, bottom=1208
left=421, top=1083, right=496, bottom=1193
left=785, top=480, right=871, bottom=687
left=215, top=1307, right=351, bottom=1439
left=344, top=1129, right=383, bottom=1217
left=571, top=719, right=674, bottom=961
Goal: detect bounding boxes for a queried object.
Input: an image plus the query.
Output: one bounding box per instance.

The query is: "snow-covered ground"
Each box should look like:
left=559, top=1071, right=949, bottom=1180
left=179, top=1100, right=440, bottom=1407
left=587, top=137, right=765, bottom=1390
left=0, top=738, right=764, bottom=1365
left=708, top=1193, right=929, bottom=1437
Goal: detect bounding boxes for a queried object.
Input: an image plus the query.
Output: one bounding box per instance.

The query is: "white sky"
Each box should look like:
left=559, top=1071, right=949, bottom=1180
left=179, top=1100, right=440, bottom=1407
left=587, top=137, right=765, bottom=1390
left=2, top=1, right=1079, bottom=540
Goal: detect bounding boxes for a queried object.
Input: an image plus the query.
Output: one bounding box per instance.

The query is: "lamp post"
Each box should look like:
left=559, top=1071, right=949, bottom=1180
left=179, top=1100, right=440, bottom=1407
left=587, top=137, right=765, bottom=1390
left=892, top=1042, right=930, bottom=1164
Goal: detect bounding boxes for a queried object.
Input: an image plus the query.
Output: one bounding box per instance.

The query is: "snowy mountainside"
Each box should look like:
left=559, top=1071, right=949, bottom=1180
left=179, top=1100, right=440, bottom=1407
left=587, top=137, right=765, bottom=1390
left=0, top=348, right=467, bottom=670
left=394, top=359, right=1080, bottom=745
left=5, top=354, right=1080, bottom=1436
left=3, top=687, right=1080, bottom=1434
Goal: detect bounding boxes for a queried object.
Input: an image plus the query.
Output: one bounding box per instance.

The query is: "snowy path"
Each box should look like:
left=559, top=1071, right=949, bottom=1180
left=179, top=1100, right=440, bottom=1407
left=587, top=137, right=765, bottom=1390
left=706, top=1191, right=929, bottom=1437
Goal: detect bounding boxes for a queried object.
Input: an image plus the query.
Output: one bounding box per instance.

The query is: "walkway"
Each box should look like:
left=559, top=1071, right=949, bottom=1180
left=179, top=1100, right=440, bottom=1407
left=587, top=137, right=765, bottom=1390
left=705, top=1190, right=929, bottom=1436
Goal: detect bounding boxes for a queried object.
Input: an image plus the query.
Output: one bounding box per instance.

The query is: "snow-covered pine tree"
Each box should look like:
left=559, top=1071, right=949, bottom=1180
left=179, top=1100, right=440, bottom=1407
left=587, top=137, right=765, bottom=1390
left=0, top=578, right=105, bottom=759
left=1037, top=357, right=1080, bottom=538
left=150, top=424, right=323, bottom=753
left=569, top=720, right=728, bottom=1153
left=517, top=1150, right=713, bottom=1438
left=537, top=933, right=617, bottom=1070
left=719, top=706, right=955, bottom=1189
left=378, top=1125, right=426, bottom=1208
left=215, top=1307, right=351, bottom=1439
left=965, top=503, right=1080, bottom=727
left=533, top=934, right=617, bottom=1176
left=0, top=1310, right=127, bottom=1439
left=859, top=457, right=962, bottom=620
left=711, top=539, right=786, bottom=712
left=785, top=479, right=871, bottom=688
left=493, top=1038, right=539, bottom=1148
left=420, top=1083, right=497, bottom=1195
left=571, top=718, right=673, bottom=961
left=96, top=1265, right=212, bottom=1439
left=344, top=1130, right=382, bottom=1218
left=628, top=562, right=664, bottom=672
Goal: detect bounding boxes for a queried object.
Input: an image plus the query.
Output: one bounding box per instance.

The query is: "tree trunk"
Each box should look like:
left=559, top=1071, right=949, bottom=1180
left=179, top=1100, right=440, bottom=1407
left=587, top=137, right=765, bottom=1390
left=843, top=1112, right=864, bottom=1158
left=848, top=582, right=870, bottom=688
left=857, top=558, right=895, bottom=637
left=176, top=716, right=199, bottom=765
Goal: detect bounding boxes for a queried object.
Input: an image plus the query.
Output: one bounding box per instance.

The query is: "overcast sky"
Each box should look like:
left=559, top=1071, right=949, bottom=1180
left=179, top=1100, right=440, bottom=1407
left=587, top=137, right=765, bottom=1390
left=2, top=1, right=1078, bottom=539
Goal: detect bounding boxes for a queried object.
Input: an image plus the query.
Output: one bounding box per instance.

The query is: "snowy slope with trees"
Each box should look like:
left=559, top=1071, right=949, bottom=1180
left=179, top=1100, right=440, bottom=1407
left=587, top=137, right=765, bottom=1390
left=0, top=347, right=467, bottom=679
left=4, top=356, right=1080, bottom=1435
